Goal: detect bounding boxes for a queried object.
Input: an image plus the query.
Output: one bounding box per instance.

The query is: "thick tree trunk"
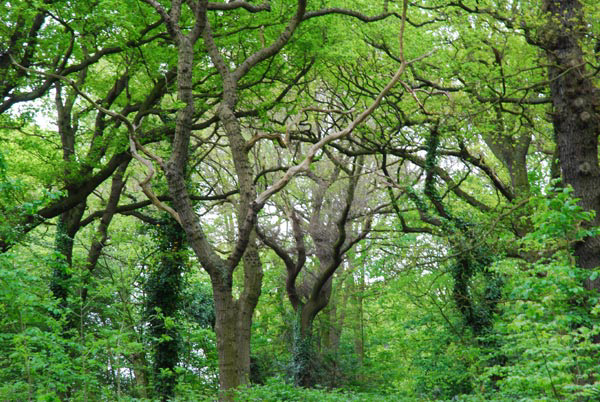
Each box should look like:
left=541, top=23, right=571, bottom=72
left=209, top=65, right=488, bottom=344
left=51, top=82, right=86, bottom=318
left=212, top=280, right=241, bottom=399
left=543, top=0, right=600, bottom=290
left=300, top=280, right=332, bottom=338
left=210, top=254, right=261, bottom=398
left=162, top=19, right=257, bottom=396
left=217, top=77, right=264, bottom=388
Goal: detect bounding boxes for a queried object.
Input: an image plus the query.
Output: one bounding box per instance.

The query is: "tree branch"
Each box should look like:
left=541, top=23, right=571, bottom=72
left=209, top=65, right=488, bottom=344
left=208, top=1, right=270, bottom=12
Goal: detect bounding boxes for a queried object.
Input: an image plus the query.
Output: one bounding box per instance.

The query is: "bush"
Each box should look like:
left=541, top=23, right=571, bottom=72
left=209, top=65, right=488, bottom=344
left=234, top=377, right=396, bottom=401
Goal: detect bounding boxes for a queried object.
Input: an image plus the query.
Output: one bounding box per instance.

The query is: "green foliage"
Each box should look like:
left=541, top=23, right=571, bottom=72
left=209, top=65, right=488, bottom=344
left=475, top=186, right=600, bottom=400
left=0, top=249, right=137, bottom=400
left=410, top=323, right=474, bottom=399
left=525, top=183, right=598, bottom=250
left=234, top=377, right=395, bottom=401
left=0, top=150, right=22, bottom=245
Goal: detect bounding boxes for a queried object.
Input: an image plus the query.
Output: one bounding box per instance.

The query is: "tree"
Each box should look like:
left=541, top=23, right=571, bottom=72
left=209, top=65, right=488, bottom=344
left=0, top=0, right=171, bottom=252
left=541, top=0, right=600, bottom=291
left=258, top=154, right=372, bottom=386
left=132, top=0, right=409, bottom=395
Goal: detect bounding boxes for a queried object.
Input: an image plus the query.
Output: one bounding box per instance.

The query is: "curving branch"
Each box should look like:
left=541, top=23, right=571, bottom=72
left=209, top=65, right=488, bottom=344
left=253, top=53, right=419, bottom=208
left=81, top=163, right=127, bottom=302
left=232, top=0, right=307, bottom=82
left=303, top=8, right=401, bottom=22
left=256, top=210, right=305, bottom=310
left=208, top=1, right=270, bottom=13
left=230, top=0, right=420, bottom=268
left=80, top=189, right=239, bottom=228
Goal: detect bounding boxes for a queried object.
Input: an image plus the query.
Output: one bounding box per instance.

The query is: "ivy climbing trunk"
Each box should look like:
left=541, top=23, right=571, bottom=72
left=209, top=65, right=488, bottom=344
left=50, top=205, right=84, bottom=324
left=144, top=217, right=186, bottom=401
left=50, top=80, right=86, bottom=326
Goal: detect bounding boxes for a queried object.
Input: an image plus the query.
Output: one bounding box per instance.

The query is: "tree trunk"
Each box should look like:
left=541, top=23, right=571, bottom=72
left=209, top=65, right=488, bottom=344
left=209, top=251, right=261, bottom=398
left=482, top=110, right=531, bottom=198
left=212, top=280, right=241, bottom=400
left=290, top=279, right=332, bottom=387
left=217, top=78, right=264, bottom=388
left=160, top=20, right=256, bottom=398
left=351, top=271, right=365, bottom=373
left=543, top=0, right=600, bottom=291
left=50, top=204, right=85, bottom=322
left=236, top=236, right=263, bottom=383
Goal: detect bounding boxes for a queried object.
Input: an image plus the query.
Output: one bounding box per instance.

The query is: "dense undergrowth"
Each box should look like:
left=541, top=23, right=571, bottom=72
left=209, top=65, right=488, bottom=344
left=2, top=185, right=599, bottom=401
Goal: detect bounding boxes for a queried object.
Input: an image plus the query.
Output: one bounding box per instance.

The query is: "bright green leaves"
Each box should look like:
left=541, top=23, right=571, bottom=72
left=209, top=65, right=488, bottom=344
left=0, top=250, right=75, bottom=399
left=523, top=183, right=598, bottom=252
left=479, top=182, right=600, bottom=399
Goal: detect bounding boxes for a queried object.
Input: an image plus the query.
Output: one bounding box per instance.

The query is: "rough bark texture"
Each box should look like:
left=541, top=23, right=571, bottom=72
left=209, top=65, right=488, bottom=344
left=543, top=0, right=600, bottom=290
left=211, top=281, right=239, bottom=393
left=237, top=235, right=263, bottom=383
left=213, top=83, right=264, bottom=392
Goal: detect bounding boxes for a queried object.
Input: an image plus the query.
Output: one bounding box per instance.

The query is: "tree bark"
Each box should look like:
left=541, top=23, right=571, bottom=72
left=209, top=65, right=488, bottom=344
left=211, top=280, right=241, bottom=394
left=236, top=235, right=263, bottom=383
left=543, top=0, right=600, bottom=290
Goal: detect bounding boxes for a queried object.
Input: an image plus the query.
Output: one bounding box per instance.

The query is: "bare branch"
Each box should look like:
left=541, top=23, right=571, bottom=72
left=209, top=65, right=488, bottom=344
left=245, top=132, right=286, bottom=151
left=251, top=0, right=419, bottom=215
